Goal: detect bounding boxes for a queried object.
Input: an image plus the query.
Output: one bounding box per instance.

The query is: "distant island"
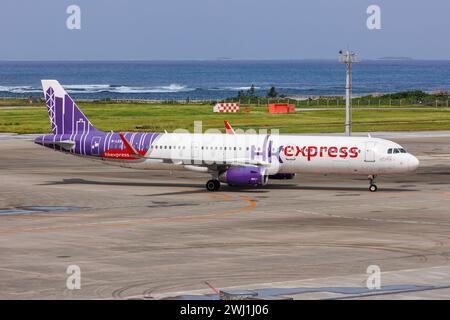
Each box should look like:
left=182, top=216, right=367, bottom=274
left=378, top=57, right=414, bottom=61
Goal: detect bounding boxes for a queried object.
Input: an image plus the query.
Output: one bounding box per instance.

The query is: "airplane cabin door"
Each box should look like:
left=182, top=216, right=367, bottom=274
left=191, top=141, right=201, bottom=164
left=364, top=142, right=376, bottom=162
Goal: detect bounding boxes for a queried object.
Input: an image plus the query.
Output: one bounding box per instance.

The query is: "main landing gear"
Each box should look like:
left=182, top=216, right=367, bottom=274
left=368, top=175, right=378, bottom=192
left=206, top=179, right=221, bottom=191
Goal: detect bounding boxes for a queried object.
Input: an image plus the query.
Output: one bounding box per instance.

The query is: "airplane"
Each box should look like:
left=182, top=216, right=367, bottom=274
left=35, top=80, right=419, bottom=192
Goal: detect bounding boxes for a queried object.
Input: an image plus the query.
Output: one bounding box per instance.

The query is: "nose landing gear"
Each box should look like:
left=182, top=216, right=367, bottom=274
left=368, top=175, right=378, bottom=192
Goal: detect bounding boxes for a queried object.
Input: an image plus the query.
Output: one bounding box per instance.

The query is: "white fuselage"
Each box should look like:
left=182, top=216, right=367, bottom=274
left=115, top=133, right=419, bottom=176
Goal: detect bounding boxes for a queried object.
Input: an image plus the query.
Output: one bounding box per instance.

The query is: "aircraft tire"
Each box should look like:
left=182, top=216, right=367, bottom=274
left=206, top=180, right=220, bottom=191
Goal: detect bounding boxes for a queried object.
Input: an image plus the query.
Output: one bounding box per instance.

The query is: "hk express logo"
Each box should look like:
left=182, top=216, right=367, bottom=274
left=283, top=145, right=359, bottom=161
left=250, top=136, right=360, bottom=163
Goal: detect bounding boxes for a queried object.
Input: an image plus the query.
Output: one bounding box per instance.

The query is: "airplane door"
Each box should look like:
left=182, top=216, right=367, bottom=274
left=91, top=137, right=102, bottom=156
left=364, top=142, right=376, bottom=162
left=191, top=141, right=201, bottom=164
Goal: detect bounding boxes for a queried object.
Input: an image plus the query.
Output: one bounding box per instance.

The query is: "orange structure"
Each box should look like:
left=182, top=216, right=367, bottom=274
left=268, top=103, right=296, bottom=114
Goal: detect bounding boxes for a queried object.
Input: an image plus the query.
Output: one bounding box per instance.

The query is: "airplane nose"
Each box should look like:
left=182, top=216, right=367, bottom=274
left=409, top=156, right=420, bottom=171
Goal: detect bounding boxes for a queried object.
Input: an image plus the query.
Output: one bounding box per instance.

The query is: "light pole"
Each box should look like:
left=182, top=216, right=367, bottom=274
left=339, top=50, right=359, bottom=136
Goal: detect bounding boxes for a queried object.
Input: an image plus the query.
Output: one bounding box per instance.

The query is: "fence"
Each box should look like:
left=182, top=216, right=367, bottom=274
left=1, top=96, right=449, bottom=108
left=220, top=97, right=450, bottom=108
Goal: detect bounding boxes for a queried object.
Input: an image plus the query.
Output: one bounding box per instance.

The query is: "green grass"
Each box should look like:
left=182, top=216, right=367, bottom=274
left=0, top=98, right=42, bottom=107
left=1, top=99, right=450, bottom=134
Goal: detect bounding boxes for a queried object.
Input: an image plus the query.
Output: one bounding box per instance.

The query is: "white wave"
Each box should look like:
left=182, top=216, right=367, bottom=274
left=225, top=86, right=261, bottom=91
left=112, top=84, right=194, bottom=93
left=64, top=84, right=111, bottom=91
left=62, top=83, right=194, bottom=94
left=0, top=83, right=198, bottom=94
left=0, top=85, right=42, bottom=94
left=0, top=83, right=289, bottom=95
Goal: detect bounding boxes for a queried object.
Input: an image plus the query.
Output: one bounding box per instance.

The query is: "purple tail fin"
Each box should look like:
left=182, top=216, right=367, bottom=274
left=42, top=80, right=98, bottom=135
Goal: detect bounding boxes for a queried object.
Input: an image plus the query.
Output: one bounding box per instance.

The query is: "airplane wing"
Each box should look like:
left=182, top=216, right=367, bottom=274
left=191, top=159, right=271, bottom=174
left=224, top=120, right=235, bottom=134
left=221, top=158, right=271, bottom=167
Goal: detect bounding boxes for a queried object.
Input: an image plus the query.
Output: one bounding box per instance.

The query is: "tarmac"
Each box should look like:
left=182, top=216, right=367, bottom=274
left=0, top=132, right=449, bottom=299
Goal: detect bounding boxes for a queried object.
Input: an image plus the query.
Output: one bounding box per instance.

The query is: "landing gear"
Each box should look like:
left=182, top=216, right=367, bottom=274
left=368, top=175, right=378, bottom=192
left=206, top=179, right=220, bottom=191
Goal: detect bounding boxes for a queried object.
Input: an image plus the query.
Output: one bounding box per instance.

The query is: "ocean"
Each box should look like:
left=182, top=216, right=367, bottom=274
left=0, top=60, right=449, bottom=100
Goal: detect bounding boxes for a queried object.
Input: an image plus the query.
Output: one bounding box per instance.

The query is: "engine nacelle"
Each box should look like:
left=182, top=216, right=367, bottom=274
left=219, top=166, right=268, bottom=186
left=269, top=173, right=296, bottom=180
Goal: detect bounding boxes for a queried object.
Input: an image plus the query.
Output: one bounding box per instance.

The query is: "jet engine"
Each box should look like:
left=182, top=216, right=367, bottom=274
left=219, top=166, right=268, bottom=186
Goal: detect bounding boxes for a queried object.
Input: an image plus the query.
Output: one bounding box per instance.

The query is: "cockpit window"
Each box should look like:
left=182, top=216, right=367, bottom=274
left=388, top=147, right=407, bottom=154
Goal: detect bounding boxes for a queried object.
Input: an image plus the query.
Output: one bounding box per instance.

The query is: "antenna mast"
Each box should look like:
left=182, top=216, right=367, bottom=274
left=339, top=49, right=360, bottom=136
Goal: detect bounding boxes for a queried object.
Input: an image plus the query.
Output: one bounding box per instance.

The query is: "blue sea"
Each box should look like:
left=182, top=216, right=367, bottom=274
left=0, top=60, right=449, bottom=100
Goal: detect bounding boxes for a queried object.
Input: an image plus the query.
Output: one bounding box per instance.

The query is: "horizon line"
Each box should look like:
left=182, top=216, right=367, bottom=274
left=1, top=58, right=450, bottom=63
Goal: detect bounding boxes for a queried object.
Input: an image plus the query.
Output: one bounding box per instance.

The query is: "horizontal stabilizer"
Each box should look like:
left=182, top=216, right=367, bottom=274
left=38, top=139, right=75, bottom=150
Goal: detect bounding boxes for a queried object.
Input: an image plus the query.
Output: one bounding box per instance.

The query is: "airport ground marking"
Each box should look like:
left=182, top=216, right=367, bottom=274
left=0, top=194, right=255, bottom=235
left=240, top=195, right=255, bottom=210
left=135, top=265, right=450, bottom=300
left=295, top=209, right=450, bottom=227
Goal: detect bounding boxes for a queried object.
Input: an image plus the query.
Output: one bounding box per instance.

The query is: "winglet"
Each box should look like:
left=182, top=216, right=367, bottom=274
left=118, top=132, right=143, bottom=158
left=224, top=120, right=235, bottom=134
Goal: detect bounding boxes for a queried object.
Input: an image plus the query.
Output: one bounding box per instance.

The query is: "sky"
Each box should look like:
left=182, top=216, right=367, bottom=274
left=0, top=0, right=449, bottom=60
